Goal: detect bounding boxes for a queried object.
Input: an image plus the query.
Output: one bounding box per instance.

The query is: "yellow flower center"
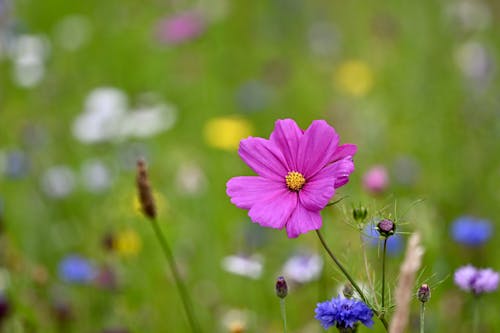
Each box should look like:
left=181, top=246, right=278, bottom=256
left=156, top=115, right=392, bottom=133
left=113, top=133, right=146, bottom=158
left=285, top=171, right=306, bottom=191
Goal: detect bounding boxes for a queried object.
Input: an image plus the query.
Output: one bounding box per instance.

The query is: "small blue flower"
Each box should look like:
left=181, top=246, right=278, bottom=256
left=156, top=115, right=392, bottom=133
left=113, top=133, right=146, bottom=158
left=451, top=216, right=492, bottom=246
left=315, top=296, right=373, bottom=329
left=58, top=255, right=95, bottom=284
left=362, top=224, right=404, bottom=255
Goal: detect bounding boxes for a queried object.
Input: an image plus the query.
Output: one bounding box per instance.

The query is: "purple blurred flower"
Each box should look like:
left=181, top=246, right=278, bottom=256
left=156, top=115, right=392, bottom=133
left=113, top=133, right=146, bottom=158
left=315, top=296, right=373, bottom=329
left=451, top=216, right=492, bottom=246
left=283, top=253, right=323, bottom=284
left=362, top=165, right=388, bottom=194
left=156, top=11, right=205, bottom=45
left=226, top=119, right=356, bottom=238
left=454, top=265, right=499, bottom=294
left=58, top=255, right=96, bottom=284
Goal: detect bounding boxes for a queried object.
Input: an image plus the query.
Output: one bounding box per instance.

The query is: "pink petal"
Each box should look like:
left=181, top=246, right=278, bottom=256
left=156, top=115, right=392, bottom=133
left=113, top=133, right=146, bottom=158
left=226, top=176, right=283, bottom=209
left=248, top=189, right=297, bottom=229
left=329, top=144, right=357, bottom=163
left=299, top=165, right=336, bottom=211
left=239, top=137, right=288, bottom=181
left=332, top=157, right=355, bottom=189
left=296, top=120, right=339, bottom=178
left=269, top=119, right=303, bottom=170
left=285, top=204, right=322, bottom=238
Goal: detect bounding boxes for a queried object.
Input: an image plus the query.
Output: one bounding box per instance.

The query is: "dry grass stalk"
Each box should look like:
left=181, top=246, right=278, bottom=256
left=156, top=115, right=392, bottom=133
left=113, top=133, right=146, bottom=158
left=136, top=159, right=157, bottom=220
left=389, top=232, right=424, bottom=333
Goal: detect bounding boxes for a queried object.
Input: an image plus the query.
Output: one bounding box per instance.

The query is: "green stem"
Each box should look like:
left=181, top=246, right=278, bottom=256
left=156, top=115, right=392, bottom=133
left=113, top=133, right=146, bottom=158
left=420, top=302, right=425, bottom=333
left=381, top=238, right=388, bottom=311
left=473, top=296, right=480, bottom=333
left=315, top=230, right=388, bottom=331
left=150, top=218, right=201, bottom=333
left=280, top=298, right=288, bottom=333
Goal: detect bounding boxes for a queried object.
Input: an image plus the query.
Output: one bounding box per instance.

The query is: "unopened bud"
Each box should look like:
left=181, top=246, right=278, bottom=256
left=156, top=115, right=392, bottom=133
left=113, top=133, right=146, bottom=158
left=342, top=283, right=354, bottom=299
left=0, top=294, right=10, bottom=323
left=275, top=276, right=288, bottom=299
left=352, top=206, right=368, bottom=222
left=136, top=159, right=156, bottom=220
left=417, top=284, right=431, bottom=303
left=376, top=219, right=395, bottom=238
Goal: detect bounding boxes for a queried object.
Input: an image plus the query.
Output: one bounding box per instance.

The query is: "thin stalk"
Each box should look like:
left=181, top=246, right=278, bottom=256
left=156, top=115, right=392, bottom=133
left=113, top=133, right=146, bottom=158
left=150, top=218, right=201, bottom=333
left=315, top=230, right=388, bottom=331
left=420, top=302, right=425, bottom=333
left=473, top=296, right=479, bottom=333
left=381, top=238, right=388, bottom=311
left=280, top=298, right=288, bottom=333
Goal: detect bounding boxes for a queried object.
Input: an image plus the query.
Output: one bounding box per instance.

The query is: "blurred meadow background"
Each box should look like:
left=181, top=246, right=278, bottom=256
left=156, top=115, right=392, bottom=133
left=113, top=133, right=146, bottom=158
left=1, top=0, right=500, bottom=332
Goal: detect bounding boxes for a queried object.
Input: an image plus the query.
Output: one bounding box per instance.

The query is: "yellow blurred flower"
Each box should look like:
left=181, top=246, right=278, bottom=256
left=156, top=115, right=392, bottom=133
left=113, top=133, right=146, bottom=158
left=114, top=229, right=142, bottom=256
left=204, top=117, right=253, bottom=151
left=335, top=60, right=374, bottom=97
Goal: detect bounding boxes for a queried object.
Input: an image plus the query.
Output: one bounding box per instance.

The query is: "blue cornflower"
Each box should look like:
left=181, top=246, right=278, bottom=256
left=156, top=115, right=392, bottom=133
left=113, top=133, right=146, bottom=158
left=315, top=296, right=374, bottom=330
left=451, top=216, right=492, bottom=246
left=58, top=255, right=96, bottom=284
left=362, top=224, right=404, bottom=256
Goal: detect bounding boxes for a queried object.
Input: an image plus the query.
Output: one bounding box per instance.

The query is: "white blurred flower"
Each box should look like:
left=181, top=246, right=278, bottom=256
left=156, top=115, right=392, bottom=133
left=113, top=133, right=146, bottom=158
left=455, top=41, right=493, bottom=83
left=72, top=87, right=128, bottom=143
left=73, top=88, right=177, bottom=144
left=221, top=309, right=249, bottom=333
left=283, top=253, right=323, bottom=284
left=221, top=254, right=263, bottom=279
left=119, top=103, right=177, bottom=138
left=53, top=15, right=92, bottom=51
left=81, top=160, right=111, bottom=193
left=10, top=34, right=50, bottom=88
left=446, top=1, right=491, bottom=32
left=175, top=163, right=207, bottom=196
left=41, top=166, right=76, bottom=198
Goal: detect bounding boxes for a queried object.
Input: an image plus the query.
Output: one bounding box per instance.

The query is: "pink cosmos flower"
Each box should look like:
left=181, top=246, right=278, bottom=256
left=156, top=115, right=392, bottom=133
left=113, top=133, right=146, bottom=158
left=156, top=11, right=205, bottom=45
left=226, top=119, right=357, bottom=238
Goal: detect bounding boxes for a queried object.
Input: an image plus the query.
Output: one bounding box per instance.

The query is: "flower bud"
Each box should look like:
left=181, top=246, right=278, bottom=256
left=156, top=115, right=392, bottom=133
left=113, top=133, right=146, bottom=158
left=352, top=206, right=368, bottom=222
left=275, top=276, right=288, bottom=299
left=376, top=219, right=395, bottom=238
left=417, top=284, right=431, bottom=303
left=0, top=294, right=10, bottom=323
left=342, top=283, right=354, bottom=299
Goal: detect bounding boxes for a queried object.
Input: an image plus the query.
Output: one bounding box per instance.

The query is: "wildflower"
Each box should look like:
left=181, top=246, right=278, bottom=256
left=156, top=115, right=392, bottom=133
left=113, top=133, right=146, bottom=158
left=204, top=117, right=253, bottom=151
left=283, top=253, right=323, bottom=283
left=454, top=265, right=499, bottom=294
left=58, top=255, right=96, bottom=284
left=335, top=60, right=374, bottom=97
left=226, top=119, right=356, bottom=238
left=275, top=276, right=288, bottom=299
left=451, top=216, right=492, bottom=246
left=363, top=224, right=403, bottom=255
left=156, top=11, right=205, bottom=45
left=417, top=284, right=431, bottom=303
left=362, top=165, right=389, bottom=194
left=315, top=296, right=373, bottom=330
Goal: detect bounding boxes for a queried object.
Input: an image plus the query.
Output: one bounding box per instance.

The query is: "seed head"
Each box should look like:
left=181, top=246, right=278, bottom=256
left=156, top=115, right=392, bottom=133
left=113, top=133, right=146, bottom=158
left=136, top=159, right=157, bottom=220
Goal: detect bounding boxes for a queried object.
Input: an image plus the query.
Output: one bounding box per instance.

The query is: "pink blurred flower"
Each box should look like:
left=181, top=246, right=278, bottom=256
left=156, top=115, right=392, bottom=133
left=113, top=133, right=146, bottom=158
left=226, top=119, right=356, bottom=238
left=454, top=265, right=499, bottom=294
left=156, top=11, right=205, bottom=45
left=362, top=165, right=389, bottom=194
